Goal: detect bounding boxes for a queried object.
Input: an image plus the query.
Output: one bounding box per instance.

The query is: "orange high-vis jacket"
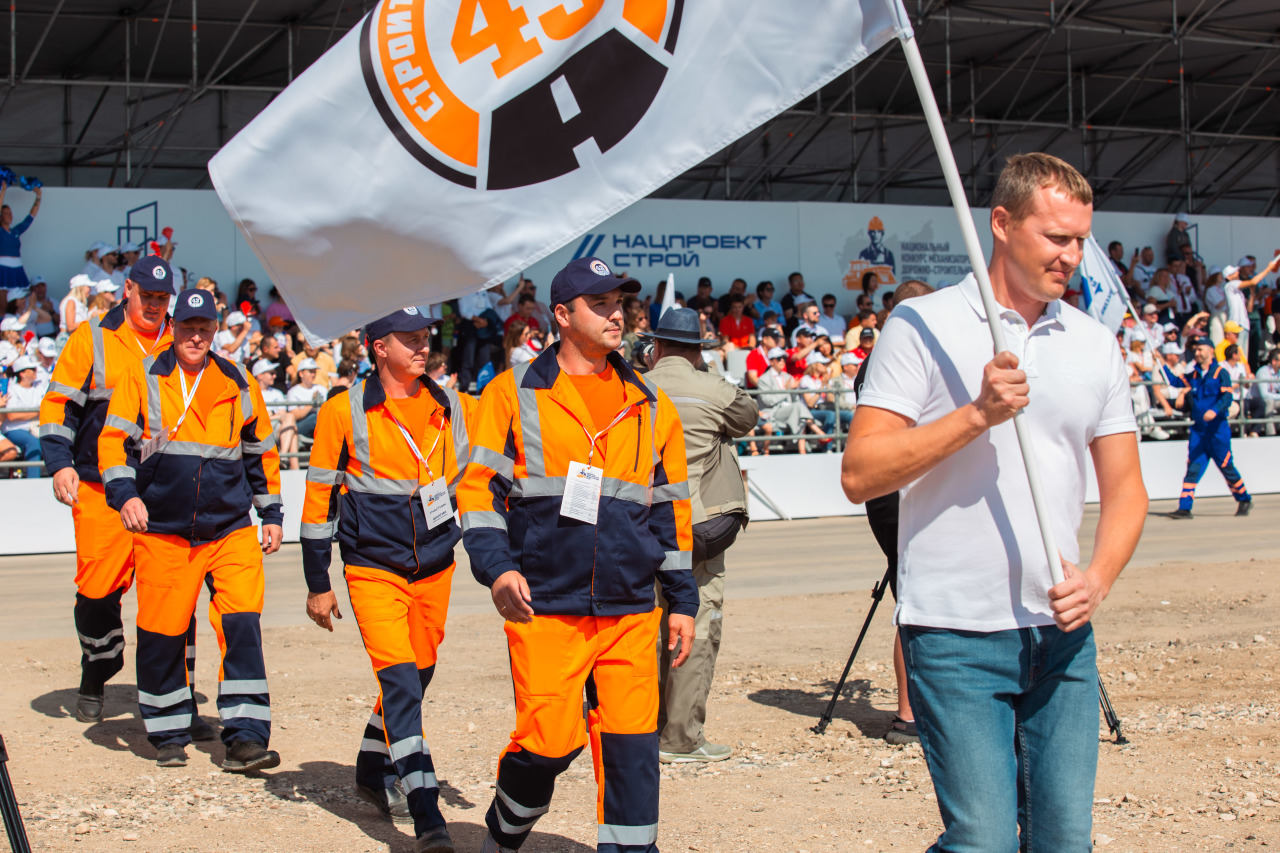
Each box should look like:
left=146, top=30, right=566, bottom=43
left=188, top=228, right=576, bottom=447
left=299, top=373, right=476, bottom=594
left=39, top=302, right=173, bottom=482
left=456, top=345, right=698, bottom=618
left=98, top=347, right=282, bottom=545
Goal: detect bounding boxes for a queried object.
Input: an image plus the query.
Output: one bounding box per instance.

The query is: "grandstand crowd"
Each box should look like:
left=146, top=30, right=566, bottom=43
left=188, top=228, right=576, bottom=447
left=2, top=208, right=1280, bottom=475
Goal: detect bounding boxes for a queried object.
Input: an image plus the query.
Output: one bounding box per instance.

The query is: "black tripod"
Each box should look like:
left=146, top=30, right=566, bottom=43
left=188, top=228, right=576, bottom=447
left=0, top=733, right=33, bottom=853
left=811, top=570, right=1128, bottom=743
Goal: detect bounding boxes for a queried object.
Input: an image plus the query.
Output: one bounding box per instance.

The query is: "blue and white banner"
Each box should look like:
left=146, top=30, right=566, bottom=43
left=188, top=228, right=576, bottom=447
left=1079, top=234, right=1128, bottom=333
left=209, top=0, right=913, bottom=338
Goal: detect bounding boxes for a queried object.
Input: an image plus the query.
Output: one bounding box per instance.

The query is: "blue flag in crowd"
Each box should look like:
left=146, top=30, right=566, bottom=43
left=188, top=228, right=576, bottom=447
left=1079, top=235, right=1128, bottom=333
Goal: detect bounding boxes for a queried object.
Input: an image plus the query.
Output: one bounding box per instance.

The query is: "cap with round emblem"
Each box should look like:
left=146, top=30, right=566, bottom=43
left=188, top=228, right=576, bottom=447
left=549, top=256, right=640, bottom=308
left=127, top=255, right=176, bottom=294
left=364, top=306, right=443, bottom=343
left=173, top=288, right=218, bottom=324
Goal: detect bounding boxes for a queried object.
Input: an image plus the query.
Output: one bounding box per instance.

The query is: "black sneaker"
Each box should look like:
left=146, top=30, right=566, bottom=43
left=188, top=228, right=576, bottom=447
left=156, top=744, right=188, bottom=768
left=221, top=740, right=280, bottom=773
left=75, top=691, right=104, bottom=724
left=414, top=826, right=456, bottom=853
left=355, top=781, right=413, bottom=824
left=188, top=715, right=217, bottom=742
left=1236, top=500, right=1252, bottom=517
left=1166, top=508, right=1193, bottom=520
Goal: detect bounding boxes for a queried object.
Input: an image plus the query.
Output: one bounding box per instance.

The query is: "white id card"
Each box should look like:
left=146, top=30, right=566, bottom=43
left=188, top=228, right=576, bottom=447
left=561, top=461, right=604, bottom=525
left=420, top=477, right=453, bottom=530
left=138, top=432, right=170, bottom=463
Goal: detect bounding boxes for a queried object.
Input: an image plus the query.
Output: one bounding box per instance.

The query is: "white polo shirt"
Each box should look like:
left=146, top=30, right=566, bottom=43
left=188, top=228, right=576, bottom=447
left=859, top=274, right=1137, bottom=631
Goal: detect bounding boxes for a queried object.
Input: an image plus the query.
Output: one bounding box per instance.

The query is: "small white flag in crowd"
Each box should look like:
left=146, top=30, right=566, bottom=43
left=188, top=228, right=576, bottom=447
left=1079, top=234, right=1129, bottom=333
left=210, top=0, right=913, bottom=338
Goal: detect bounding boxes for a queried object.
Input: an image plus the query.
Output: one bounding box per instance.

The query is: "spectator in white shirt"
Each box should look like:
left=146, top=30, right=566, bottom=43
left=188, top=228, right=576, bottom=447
left=1222, top=256, right=1280, bottom=358
left=1124, top=245, right=1157, bottom=295
left=819, top=294, right=848, bottom=340
left=1245, top=348, right=1280, bottom=437
left=286, top=357, right=325, bottom=441
left=1145, top=269, right=1175, bottom=320
left=33, top=337, right=56, bottom=388
left=790, top=301, right=830, bottom=346
left=0, top=315, right=23, bottom=367
left=1, top=355, right=45, bottom=476
left=214, top=310, right=253, bottom=362
left=1166, top=258, right=1197, bottom=319
left=253, top=358, right=299, bottom=469
left=755, top=348, right=822, bottom=452
left=59, top=274, right=93, bottom=337
left=1222, top=343, right=1250, bottom=406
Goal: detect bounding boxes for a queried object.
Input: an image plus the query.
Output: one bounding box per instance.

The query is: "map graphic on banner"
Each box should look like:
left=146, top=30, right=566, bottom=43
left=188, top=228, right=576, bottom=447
left=210, top=0, right=914, bottom=338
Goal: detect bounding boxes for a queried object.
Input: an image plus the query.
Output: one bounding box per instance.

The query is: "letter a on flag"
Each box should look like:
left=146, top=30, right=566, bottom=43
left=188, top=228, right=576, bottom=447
left=210, top=0, right=913, bottom=338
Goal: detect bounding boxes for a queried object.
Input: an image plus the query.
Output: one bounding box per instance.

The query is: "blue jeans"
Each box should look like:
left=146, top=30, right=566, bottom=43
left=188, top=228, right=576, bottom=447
left=901, top=623, right=1098, bottom=853
left=3, top=428, right=44, bottom=477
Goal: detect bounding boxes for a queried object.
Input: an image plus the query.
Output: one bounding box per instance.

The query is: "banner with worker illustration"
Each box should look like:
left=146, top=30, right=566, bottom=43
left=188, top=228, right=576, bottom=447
left=209, top=0, right=914, bottom=338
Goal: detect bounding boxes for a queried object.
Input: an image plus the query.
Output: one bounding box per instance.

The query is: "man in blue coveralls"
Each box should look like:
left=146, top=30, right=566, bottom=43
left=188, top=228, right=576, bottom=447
left=1168, top=337, right=1252, bottom=519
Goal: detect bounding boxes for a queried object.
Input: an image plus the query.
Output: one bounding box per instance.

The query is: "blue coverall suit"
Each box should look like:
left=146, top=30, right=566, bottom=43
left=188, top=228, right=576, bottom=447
left=1179, top=359, right=1251, bottom=511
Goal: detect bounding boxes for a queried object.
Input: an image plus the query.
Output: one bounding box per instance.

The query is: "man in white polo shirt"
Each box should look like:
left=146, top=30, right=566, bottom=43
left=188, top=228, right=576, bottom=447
left=841, top=153, right=1148, bottom=851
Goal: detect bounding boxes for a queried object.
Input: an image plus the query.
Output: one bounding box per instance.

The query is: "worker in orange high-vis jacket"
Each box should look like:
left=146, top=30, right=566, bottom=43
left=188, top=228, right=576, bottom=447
left=302, top=307, right=475, bottom=853
left=39, top=255, right=210, bottom=735
left=457, top=257, right=698, bottom=853
left=98, top=288, right=283, bottom=772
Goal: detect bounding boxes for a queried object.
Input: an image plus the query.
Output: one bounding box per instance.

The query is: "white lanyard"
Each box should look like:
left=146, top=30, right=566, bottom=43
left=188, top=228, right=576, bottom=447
left=571, top=405, right=632, bottom=467
left=171, top=363, right=206, bottom=435
left=387, top=407, right=444, bottom=482
left=133, top=319, right=167, bottom=359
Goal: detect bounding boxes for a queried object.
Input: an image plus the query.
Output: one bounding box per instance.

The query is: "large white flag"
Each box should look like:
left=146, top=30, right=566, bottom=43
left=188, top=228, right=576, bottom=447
left=210, top=0, right=913, bottom=337
left=1079, top=235, right=1129, bottom=334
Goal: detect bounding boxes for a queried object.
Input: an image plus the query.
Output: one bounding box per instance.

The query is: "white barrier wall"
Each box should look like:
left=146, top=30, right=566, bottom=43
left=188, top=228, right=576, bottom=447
left=4, top=438, right=1278, bottom=556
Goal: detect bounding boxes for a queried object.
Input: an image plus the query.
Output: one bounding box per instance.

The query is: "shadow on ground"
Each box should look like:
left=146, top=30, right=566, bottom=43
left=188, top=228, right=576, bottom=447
left=263, top=761, right=593, bottom=852
left=31, top=684, right=220, bottom=763
left=748, top=677, right=896, bottom=738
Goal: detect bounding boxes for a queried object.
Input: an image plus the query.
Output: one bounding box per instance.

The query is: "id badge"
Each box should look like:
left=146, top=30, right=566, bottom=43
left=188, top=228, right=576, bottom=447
left=421, top=477, right=453, bottom=530
left=561, top=461, right=604, bottom=525
left=138, top=431, right=170, bottom=463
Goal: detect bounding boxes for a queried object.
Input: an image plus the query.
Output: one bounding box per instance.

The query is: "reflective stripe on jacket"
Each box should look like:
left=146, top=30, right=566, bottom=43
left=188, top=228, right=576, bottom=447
left=456, top=344, right=698, bottom=618
left=39, top=302, right=173, bottom=482
left=98, top=347, right=283, bottom=545
left=300, top=373, right=476, bottom=594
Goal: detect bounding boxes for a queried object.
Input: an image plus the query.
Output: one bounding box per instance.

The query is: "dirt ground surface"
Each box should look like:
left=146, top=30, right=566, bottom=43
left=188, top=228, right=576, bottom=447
left=1, top=495, right=1278, bottom=852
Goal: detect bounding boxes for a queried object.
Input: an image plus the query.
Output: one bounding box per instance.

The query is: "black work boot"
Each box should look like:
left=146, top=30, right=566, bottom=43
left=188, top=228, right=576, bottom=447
left=1236, top=500, right=1253, bottom=517
left=222, top=740, right=280, bottom=773
left=415, top=826, right=456, bottom=853
left=355, top=780, right=412, bottom=824
left=1166, top=508, right=1193, bottom=520
left=75, top=675, right=105, bottom=723
left=156, top=744, right=188, bottom=768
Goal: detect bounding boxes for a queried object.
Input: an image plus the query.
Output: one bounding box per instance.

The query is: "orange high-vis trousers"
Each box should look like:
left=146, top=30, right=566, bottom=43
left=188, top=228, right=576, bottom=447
left=486, top=609, right=662, bottom=853
left=133, top=526, right=268, bottom=749
left=70, top=481, right=196, bottom=692
left=345, top=563, right=453, bottom=837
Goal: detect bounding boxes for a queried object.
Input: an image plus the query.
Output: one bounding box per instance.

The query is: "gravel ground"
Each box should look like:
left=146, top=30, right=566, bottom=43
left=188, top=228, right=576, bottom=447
left=1, top=554, right=1277, bottom=852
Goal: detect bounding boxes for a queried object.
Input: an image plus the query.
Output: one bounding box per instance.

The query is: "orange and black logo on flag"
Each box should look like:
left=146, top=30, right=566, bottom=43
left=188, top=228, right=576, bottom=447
left=360, top=0, right=685, bottom=191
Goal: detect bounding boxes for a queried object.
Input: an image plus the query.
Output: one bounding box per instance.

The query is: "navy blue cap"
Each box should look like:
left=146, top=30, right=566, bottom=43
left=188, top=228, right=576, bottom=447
left=549, top=257, right=640, bottom=307
left=127, top=255, right=176, bottom=293
left=1189, top=336, right=1213, bottom=349
left=173, top=289, right=218, bottom=324
left=364, top=306, right=441, bottom=343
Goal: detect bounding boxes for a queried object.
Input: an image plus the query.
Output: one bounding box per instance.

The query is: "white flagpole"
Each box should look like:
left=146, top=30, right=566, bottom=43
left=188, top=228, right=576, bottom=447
left=660, top=272, right=676, bottom=316
left=899, top=34, right=1065, bottom=586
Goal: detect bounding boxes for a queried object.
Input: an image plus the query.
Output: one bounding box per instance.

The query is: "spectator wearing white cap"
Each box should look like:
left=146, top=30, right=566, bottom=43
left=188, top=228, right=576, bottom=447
left=85, top=278, right=120, bottom=321
left=286, top=357, right=325, bottom=440
left=253, top=358, right=300, bottom=469
left=118, top=241, right=141, bottom=280
left=829, top=351, right=862, bottom=411
left=1, top=354, right=45, bottom=476
left=0, top=314, right=24, bottom=367
left=1165, top=212, right=1191, bottom=263
left=1223, top=256, right=1280, bottom=366
left=33, top=337, right=57, bottom=388
left=756, top=347, right=823, bottom=452
left=81, top=241, right=110, bottom=282
left=60, top=273, right=93, bottom=338
left=214, top=310, right=252, bottom=363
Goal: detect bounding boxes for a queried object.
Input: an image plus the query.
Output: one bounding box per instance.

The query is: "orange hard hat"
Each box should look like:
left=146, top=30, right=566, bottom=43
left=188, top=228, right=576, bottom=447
left=868, top=216, right=884, bottom=231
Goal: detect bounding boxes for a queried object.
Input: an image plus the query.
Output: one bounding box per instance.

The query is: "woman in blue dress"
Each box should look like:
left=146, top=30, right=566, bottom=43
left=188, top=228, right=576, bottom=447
left=0, top=181, right=42, bottom=303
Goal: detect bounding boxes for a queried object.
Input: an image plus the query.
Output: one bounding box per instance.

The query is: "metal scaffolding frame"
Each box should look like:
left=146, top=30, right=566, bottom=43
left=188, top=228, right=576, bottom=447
left=1, top=0, right=1278, bottom=215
